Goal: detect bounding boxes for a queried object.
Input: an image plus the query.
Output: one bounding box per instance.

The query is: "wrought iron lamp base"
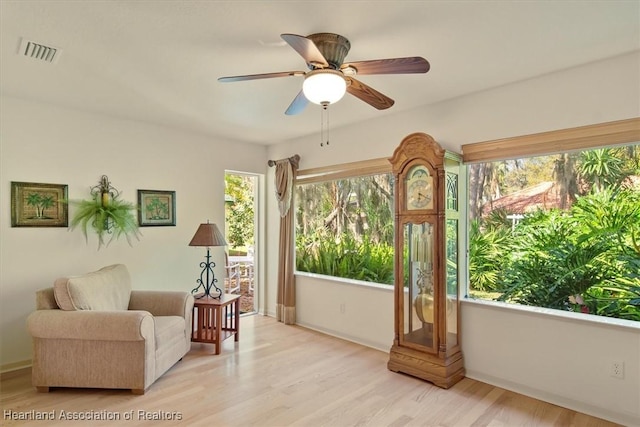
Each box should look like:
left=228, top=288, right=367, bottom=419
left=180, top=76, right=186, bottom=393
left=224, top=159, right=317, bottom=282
left=191, top=248, right=222, bottom=299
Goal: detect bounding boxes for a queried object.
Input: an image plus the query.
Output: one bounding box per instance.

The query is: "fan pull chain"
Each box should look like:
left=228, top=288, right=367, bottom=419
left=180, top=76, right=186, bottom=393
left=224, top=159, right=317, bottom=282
left=320, top=102, right=330, bottom=147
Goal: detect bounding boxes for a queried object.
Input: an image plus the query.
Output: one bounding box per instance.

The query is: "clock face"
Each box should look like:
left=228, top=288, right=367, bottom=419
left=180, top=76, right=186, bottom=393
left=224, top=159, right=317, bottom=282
left=406, top=165, right=433, bottom=210
left=407, top=178, right=432, bottom=210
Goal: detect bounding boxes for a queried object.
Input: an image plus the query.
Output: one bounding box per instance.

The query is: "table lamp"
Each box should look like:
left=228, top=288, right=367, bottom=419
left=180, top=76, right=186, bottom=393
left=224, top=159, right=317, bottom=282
left=188, top=221, right=227, bottom=299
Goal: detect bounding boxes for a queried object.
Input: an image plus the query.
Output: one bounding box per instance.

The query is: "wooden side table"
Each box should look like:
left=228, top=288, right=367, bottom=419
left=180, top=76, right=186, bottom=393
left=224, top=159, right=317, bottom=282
left=191, top=293, right=241, bottom=354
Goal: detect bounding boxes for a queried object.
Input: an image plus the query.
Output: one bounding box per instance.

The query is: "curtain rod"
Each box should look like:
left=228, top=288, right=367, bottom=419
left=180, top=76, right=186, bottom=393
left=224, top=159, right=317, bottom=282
left=268, top=154, right=300, bottom=167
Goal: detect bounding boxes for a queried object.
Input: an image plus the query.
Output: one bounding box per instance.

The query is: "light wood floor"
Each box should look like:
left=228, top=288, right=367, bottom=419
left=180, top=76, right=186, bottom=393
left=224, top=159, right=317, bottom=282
left=1, top=315, right=620, bottom=427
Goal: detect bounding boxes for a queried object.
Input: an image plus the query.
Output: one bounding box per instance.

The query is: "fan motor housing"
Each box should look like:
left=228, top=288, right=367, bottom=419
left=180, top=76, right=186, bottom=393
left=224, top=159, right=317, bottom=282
left=307, top=33, right=351, bottom=69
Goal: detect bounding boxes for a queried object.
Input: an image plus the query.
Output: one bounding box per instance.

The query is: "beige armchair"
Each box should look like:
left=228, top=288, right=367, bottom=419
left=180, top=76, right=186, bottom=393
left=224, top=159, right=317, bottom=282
left=26, top=264, right=194, bottom=395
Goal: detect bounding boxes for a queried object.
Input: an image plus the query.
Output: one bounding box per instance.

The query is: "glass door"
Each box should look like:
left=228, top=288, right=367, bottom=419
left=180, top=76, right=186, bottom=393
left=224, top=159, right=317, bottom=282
left=224, top=172, right=258, bottom=314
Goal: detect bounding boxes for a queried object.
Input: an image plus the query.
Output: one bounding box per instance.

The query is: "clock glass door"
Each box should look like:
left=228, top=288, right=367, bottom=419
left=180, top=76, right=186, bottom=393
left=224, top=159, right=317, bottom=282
left=401, top=221, right=437, bottom=353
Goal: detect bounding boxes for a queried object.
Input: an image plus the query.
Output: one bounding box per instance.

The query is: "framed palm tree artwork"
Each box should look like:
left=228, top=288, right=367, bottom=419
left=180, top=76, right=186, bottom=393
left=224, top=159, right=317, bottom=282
left=137, top=189, right=176, bottom=226
left=11, top=181, right=68, bottom=227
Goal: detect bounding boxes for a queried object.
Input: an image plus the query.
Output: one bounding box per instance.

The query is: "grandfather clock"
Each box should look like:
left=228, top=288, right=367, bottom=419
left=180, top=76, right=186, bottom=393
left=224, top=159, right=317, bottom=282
left=387, top=132, right=465, bottom=388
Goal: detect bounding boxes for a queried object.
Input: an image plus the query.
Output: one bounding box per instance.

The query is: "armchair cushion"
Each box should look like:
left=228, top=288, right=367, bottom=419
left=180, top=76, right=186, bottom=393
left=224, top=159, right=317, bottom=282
left=154, top=316, right=186, bottom=350
left=53, top=264, right=131, bottom=311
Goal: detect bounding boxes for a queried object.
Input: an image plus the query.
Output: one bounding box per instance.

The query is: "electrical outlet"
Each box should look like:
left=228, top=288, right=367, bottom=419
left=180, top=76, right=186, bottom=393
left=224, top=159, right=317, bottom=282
left=610, top=360, right=624, bottom=379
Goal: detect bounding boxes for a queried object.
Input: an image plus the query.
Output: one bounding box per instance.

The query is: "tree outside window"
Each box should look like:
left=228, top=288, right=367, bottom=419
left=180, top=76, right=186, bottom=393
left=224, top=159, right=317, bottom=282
left=295, top=173, right=395, bottom=285
left=224, top=174, right=255, bottom=254
left=468, top=144, right=640, bottom=321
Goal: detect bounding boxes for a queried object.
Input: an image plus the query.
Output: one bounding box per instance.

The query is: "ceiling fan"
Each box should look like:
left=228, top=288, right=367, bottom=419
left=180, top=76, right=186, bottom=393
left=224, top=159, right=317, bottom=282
left=218, top=33, right=430, bottom=115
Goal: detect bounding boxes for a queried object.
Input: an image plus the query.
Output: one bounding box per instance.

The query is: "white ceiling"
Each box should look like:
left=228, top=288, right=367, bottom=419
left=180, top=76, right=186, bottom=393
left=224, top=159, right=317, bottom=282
left=1, top=1, right=639, bottom=145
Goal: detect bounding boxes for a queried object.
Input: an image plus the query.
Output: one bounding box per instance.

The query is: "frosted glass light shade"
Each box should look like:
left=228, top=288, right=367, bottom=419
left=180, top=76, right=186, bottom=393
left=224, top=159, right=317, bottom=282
left=302, top=69, right=347, bottom=105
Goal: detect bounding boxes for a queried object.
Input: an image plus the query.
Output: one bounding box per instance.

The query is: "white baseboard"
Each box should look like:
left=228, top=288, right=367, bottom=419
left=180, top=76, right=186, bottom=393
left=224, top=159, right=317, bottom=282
left=1, top=359, right=31, bottom=375
left=295, top=321, right=389, bottom=353
left=465, top=369, right=639, bottom=427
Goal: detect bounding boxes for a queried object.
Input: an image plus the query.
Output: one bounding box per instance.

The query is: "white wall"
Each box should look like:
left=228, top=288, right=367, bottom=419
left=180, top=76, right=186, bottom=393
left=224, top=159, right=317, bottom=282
left=266, top=51, right=640, bottom=425
left=463, top=300, right=640, bottom=426
left=0, top=97, right=267, bottom=369
left=294, top=274, right=394, bottom=351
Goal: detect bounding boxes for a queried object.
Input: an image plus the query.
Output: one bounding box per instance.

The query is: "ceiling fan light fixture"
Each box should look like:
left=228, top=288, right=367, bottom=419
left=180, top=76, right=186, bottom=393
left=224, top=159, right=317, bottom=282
left=302, top=69, right=346, bottom=105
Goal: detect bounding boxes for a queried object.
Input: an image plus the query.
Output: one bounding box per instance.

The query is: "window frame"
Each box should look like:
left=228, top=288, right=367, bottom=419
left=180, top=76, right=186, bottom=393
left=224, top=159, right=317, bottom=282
left=296, top=157, right=391, bottom=185
left=461, top=117, right=640, bottom=164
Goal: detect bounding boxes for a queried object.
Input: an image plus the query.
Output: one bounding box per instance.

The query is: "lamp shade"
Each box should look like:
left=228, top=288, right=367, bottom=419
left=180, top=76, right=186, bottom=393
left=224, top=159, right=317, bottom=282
left=302, top=69, right=347, bottom=105
left=188, top=222, right=227, bottom=247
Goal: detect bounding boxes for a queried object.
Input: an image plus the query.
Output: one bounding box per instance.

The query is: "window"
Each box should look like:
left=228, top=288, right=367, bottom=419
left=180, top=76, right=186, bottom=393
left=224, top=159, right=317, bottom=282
left=463, top=118, right=640, bottom=322
left=295, top=159, right=395, bottom=285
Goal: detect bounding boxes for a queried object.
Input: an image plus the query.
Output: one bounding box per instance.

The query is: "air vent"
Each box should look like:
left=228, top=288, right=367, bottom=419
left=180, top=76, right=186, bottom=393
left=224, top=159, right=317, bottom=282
left=19, top=38, right=61, bottom=63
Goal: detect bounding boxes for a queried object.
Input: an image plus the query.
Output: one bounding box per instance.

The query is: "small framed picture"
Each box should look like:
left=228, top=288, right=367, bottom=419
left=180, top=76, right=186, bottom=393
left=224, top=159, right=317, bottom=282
left=138, top=190, right=176, bottom=226
left=11, top=181, right=69, bottom=227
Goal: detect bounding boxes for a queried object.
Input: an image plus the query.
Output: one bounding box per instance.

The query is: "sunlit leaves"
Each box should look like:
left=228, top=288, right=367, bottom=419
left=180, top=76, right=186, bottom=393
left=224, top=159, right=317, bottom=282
left=295, top=173, right=394, bottom=284
left=225, top=174, right=255, bottom=249
left=476, top=189, right=640, bottom=320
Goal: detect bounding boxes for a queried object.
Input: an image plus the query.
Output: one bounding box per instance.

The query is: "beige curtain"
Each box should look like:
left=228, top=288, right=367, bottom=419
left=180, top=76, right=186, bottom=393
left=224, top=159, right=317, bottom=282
left=272, top=155, right=299, bottom=324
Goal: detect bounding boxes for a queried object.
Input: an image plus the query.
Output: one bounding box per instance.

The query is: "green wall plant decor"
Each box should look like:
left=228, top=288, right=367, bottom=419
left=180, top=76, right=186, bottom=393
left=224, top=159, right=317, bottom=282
left=70, top=175, right=141, bottom=248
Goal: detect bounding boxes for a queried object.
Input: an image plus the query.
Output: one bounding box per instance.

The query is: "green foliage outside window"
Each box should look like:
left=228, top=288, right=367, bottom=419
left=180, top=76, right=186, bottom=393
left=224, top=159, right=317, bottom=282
left=469, top=146, right=640, bottom=321
left=295, top=174, right=395, bottom=285
left=296, top=231, right=394, bottom=284
left=224, top=174, right=255, bottom=251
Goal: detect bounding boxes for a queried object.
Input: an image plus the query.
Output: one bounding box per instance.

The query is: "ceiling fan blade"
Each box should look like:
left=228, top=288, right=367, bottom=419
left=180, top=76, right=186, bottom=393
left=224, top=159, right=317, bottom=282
left=285, top=90, right=309, bottom=115
left=218, top=71, right=303, bottom=82
left=281, top=33, right=329, bottom=68
left=342, top=57, right=430, bottom=75
left=345, top=77, right=395, bottom=110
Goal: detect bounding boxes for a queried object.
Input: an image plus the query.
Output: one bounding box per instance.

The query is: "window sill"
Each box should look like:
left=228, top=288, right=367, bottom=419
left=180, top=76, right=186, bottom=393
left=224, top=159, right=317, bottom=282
left=294, top=272, right=639, bottom=331
left=462, top=297, right=640, bottom=331
left=294, top=271, right=393, bottom=292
